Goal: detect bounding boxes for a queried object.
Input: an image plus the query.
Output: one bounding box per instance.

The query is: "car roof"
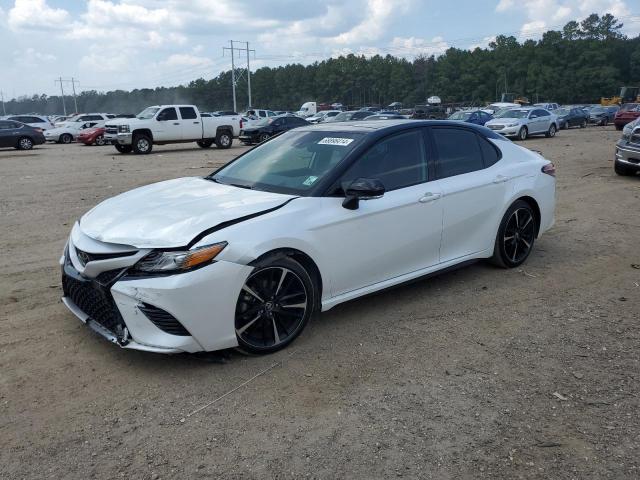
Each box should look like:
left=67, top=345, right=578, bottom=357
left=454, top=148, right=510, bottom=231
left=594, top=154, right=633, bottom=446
left=294, top=119, right=504, bottom=138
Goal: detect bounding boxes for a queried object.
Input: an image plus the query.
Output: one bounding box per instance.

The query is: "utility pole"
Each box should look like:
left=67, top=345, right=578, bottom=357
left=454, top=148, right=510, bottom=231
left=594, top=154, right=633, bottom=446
left=70, top=77, right=80, bottom=113
left=246, top=41, right=252, bottom=109
left=0, top=91, right=6, bottom=116
left=223, top=40, right=255, bottom=112
left=55, top=77, right=67, bottom=116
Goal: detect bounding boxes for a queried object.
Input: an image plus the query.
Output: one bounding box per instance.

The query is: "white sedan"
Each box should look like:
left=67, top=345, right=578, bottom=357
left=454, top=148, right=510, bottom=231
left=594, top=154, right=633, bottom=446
left=61, top=120, right=556, bottom=355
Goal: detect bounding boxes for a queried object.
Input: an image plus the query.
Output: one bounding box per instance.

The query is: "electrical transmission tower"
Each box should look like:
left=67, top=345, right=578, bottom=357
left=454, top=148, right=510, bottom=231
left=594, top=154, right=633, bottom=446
left=223, top=41, right=255, bottom=112
left=54, top=77, right=81, bottom=115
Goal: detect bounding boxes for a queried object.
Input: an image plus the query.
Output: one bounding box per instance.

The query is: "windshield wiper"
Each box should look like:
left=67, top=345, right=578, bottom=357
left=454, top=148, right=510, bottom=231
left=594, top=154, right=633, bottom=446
left=207, top=177, right=253, bottom=189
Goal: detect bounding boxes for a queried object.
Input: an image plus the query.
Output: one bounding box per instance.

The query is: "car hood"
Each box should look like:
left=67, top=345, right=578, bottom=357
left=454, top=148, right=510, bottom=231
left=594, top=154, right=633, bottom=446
left=79, top=177, right=295, bottom=248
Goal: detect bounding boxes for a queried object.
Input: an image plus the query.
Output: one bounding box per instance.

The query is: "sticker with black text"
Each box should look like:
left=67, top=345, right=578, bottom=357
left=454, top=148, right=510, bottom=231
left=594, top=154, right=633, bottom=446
left=318, top=137, right=354, bottom=146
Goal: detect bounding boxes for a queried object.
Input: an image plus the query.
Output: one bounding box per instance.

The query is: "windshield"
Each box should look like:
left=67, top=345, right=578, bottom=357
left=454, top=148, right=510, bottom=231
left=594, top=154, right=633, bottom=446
left=333, top=112, right=352, bottom=122
left=449, top=111, right=473, bottom=120
left=554, top=108, right=569, bottom=115
left=621, top=103, right=639, bottom=111
left=496, top=109, right=528, bottom=119
left=137, top=107, right=160, bottom=119
left=211, top=130, right=364, bottom=195
left=591, top=107, right=604, bottom=113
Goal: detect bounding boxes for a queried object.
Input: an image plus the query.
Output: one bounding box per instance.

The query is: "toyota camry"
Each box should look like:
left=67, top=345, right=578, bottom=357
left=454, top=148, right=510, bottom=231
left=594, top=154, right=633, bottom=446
left=61, top=120, right=556, bottom=355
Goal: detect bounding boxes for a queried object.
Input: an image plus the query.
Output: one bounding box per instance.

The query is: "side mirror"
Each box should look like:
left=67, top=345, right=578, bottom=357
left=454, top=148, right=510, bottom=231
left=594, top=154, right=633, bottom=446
left=342, top=178, right=385, bottom=210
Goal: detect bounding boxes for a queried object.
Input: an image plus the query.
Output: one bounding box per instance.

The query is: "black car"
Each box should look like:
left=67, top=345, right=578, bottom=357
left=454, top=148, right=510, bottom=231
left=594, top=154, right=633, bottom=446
left=588, top=105, right=619, bottom=126
left=363, top=114, right=406, bottom=120
left=553, top=107, right=588, bottom=129
left=239, top=116, right=310, bottom=145
left=0, top=120, right=46, bottom=150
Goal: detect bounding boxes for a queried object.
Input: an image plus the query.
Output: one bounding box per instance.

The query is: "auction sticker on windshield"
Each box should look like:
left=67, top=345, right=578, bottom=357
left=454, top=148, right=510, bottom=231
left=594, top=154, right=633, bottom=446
left=318, top=137, right=354, bottom=146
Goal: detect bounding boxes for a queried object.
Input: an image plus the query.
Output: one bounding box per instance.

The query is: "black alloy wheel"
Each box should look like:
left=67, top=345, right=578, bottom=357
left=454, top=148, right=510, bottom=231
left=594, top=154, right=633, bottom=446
left=235, top=257, right=315, bottom=354
left=491, top=200, right=537, bottom=268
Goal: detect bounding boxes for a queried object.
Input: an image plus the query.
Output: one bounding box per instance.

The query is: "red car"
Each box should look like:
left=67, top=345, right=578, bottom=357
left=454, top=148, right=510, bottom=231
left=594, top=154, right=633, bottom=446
left=614, top=103, right=640, bottom=130
left=77, top=127, right=107, bottom=145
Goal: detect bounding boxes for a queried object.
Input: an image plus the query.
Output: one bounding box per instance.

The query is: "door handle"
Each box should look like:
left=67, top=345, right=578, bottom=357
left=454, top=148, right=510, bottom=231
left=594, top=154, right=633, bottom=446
left=419, top=192, right=441, bottom=203
left=493, top=175, right=510, bottom=184
left=193, top=121, right=200, bottom=124
left=173, top=122, right=180, bottom=125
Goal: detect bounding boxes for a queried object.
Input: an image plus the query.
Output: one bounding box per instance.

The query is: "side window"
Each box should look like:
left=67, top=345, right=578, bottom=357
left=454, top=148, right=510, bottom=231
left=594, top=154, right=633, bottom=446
left=78, top=116, right=92, bottom=121
left=157, top=108, right=178, bottom=121
left=267, top=111, right=276, bottom=117
left=179, top=107, right=197, bottom=119
left=258, top=111, right=266, bottom=118
left=341, top=130, right=428, bottom=191
left=478, top=136, right=500, bottom=167
left=536, top=109, right=550, bottom=117
left=432, top=127, right=484, bottom=179
left=0, top=121, right=13, bottom=129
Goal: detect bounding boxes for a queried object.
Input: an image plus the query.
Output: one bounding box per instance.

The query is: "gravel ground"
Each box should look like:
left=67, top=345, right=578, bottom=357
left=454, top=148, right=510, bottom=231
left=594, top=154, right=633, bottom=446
left=1, top=128, right=638, bottom=479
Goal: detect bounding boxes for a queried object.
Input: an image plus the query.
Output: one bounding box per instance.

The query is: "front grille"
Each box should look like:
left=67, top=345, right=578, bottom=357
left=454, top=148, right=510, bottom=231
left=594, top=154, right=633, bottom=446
left=139, top=303, right=190, bottom=336
left=105, top=125, right=118, bottom=134
left=62, top=271, right=126, bottom=335
left=74, top=247, right=136, bottom=267
left=488, top=124, right=504, bottom=130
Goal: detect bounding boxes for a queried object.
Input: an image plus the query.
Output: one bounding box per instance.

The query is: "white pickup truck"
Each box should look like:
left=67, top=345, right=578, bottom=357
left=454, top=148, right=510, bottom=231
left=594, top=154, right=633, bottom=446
left=104, top=105, right=242, bottom=154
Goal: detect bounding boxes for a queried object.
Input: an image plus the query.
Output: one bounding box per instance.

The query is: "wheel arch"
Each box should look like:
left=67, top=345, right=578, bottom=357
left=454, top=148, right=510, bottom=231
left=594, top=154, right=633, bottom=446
left=216, top=125, right=233, bottom=136
left=249, top=247, right=323, bottom=308
left=132, top=128, right=153, bottom=141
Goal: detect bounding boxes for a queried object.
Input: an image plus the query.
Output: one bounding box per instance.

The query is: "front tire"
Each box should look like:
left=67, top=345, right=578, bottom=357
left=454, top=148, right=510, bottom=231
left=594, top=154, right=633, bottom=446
left=545, top=124, right=556, bottom=138
left=132, top=134, right=152, bottom=154
left=235, top=255, right=317, bottom=354
left=95, top=135, right=106, bottom=146
left=215, top=131, right=233, bottom=149
left=490, top=200, right=537, bottom=268
left=60, top=133, right=73, bottom=144
left=16, top=137, right=34, bottom=150
left=580, top=120, right=587, bottom=128
left=517, top=126, right=528, bottom=141
left=114, top=144, right=132, bottom=154
left=197, top=139, right=214, bottom=148
left=259, top=133, right=270, bottom=143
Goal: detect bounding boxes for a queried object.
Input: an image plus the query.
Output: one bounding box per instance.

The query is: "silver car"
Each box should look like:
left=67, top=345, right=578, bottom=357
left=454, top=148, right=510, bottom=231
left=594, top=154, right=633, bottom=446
left=485, top=107, right=559, bottom=140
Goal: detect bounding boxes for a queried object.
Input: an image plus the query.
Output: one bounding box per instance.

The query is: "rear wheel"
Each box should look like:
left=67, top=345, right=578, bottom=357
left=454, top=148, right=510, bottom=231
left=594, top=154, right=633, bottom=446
left=259, top=132, right=270, bottom=143
left=490, top=200, right=537, bottom=268
left=16, top=137, right=33, bottom=150
left=114, top=144, right=132, bottom=154
left=545, top=124, right=557, bottom=138
left=517, top=126, right=528, bottom=141
left=601, top=118, right=608, bottom=126
left=197, top=139, right=214, bottom=148
left=215, top=131, right=233, bottom=149
left=95, top=135, right=106, bottom=146
left=132, top=134, right=152, bottom=154
left=60, top=133, right=73, bottom=144
left=235, top=256, right=316, bottom=354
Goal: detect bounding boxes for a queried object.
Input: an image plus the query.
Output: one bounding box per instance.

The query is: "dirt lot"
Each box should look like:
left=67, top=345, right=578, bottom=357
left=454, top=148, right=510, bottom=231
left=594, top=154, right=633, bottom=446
left=1, top=128, right=638, bottom=479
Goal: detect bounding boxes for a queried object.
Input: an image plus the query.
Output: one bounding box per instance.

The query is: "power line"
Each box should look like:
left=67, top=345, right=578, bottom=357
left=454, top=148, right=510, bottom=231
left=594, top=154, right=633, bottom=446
left=54, top=77, right=67, bottom=116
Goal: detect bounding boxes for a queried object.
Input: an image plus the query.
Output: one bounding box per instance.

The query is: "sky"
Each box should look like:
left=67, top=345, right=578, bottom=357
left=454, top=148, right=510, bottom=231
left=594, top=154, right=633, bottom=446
left=0, top=0, right=638, bottom=100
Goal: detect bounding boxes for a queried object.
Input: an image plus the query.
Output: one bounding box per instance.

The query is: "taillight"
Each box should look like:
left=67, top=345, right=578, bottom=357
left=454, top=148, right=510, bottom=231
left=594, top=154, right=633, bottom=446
left=240, top=119, right=243, bottom=129
left=542, top=163, right=556, bottom=177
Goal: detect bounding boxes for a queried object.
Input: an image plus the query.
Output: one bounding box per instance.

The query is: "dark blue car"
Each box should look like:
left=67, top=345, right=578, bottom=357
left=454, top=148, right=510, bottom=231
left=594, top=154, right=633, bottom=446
left=448, top=110, right=493, bottom=125
left=0, top=120, right=46, bottom=150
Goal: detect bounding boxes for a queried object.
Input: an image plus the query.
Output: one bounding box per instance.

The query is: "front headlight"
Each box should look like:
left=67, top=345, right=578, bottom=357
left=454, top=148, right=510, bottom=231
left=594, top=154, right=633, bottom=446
left=134, top=242, right=227, bottom=273
left=119, top=125, right=130, bottom=133
left=507, top=122, right=519, bottom=127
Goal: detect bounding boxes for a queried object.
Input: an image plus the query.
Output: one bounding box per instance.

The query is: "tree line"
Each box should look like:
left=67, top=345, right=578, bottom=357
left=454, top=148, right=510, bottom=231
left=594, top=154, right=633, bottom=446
left=5, top=13, right=640, bottom=115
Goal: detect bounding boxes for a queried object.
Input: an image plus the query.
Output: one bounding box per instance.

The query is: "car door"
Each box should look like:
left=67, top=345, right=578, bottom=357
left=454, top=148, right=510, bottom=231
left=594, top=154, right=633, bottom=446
left=178, top=106, right=201, bottom=140
left=314, top=128, right=443, bottom=296
left=429, top=126, right=508, bottom=262
left=154, top=107, right=181, bottom=141
left=0, top=121, right=16, bottom=147
left=536, top=109, right=552, bottom=132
